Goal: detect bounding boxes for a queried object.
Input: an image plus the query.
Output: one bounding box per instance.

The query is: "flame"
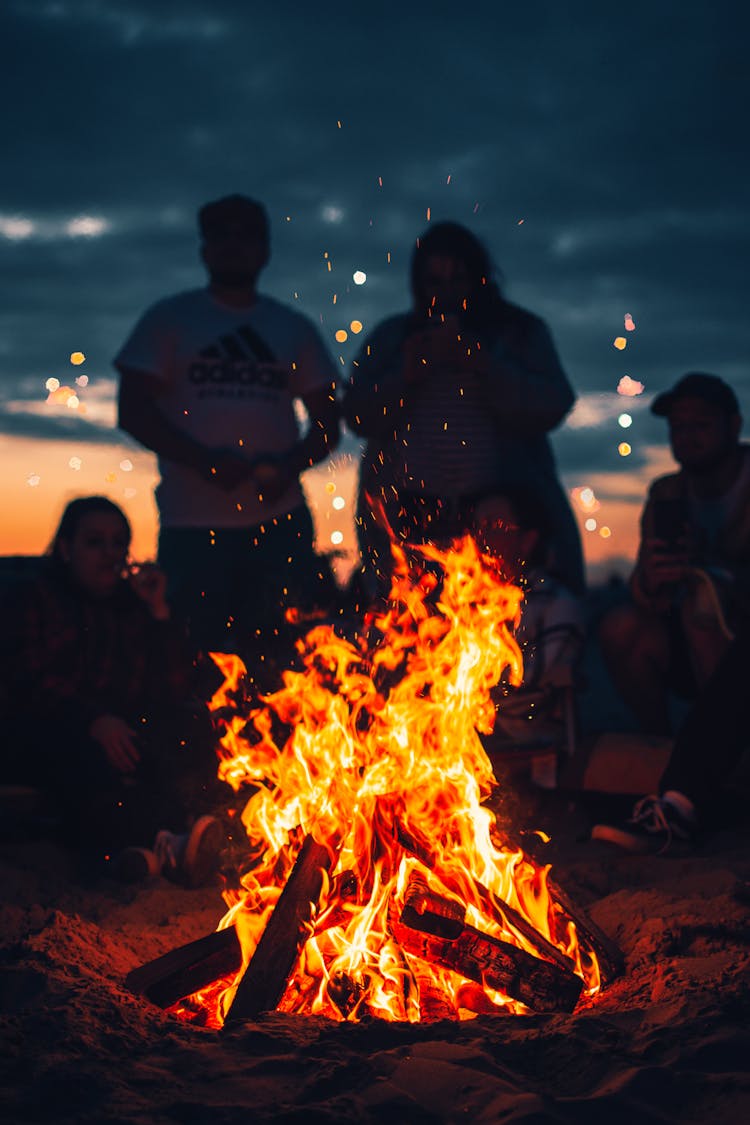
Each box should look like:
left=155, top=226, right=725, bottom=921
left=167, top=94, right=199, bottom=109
left=174, top=536, right=600, bottom=1026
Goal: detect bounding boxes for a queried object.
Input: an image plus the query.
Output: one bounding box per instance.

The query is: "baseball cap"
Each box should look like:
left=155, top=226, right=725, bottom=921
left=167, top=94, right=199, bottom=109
left=651, top=372, right=740, bottom=417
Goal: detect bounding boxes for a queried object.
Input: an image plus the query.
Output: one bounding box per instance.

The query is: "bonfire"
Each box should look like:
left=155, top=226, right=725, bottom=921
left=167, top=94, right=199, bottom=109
left=129, top=536, right=620, bottom=1027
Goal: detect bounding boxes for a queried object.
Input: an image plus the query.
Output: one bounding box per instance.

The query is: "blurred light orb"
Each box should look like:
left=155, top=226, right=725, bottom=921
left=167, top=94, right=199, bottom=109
left=350, top=320, right=363, bottom=334
left=75, top=374, right=89, bottom=387
left=335, top=329, right=348, bottom=343
left=613, top=336, right=627, bottom=350
left=325, top=482, right=337, bottom=494
left=600, top=526, right=612, bottom=539
left=66, top=395, right=80, bottom=410
left=584, top=518, right=597, bottom=532
left=618, top=442, right=632, bottom=457
left=617, top=375, right=645, bottom=396
left=332, top=496, right=346, bottom=510
left=27, top=475, right=41, bottom=487
left=618, top=413, right=633, bottom=428
left=119, top=459, right=133, bottom=472
left=352, top=270, right=367, bottom=285
left=45, top=377, right=60, bottom=392
left=70, top=351, right=86, bottom=365
left=330, top=530, right=344, bottom=545
left=68, top=457, right=82, bottom=471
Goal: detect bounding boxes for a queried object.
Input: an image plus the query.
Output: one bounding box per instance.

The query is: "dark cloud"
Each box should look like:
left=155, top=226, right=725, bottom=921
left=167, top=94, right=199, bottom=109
left=2, top=0, right=748, bottom=492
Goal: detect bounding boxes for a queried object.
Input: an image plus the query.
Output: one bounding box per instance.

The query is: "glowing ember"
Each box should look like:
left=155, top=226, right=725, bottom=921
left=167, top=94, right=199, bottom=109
left=617, top=375, right=644, bottom=396
left=174, top=537, right=601, bottom=1027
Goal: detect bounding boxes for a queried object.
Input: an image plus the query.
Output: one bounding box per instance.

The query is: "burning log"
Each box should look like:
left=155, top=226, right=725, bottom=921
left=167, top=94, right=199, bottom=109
left=545, top=874, right=624, bottom=983
left=223, top=832, right=337, bottom=1026
left=389, top=874, right=583, bottom=1013
left=125, top=869, right=358, bottom=1012
left=125, top=926, right=241, bottom=1010
left=394, top=819, right=581, bottom=978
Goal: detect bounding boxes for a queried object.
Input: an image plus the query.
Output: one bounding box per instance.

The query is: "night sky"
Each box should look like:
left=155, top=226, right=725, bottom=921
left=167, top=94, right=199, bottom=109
left=2, top=0, right=748, bottom=577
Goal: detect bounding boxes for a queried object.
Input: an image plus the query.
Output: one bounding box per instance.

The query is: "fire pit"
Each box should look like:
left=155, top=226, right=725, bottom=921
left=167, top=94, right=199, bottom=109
left=128, top=537, right=621, bottom=1026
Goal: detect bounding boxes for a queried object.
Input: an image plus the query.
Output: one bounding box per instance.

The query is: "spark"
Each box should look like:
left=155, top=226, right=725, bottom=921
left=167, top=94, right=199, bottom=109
left=613, top=337, right=627, bottom=350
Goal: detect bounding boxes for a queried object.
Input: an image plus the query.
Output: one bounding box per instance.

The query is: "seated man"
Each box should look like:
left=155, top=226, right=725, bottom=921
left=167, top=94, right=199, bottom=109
left=475, top=489, right=584, bottom=744
left=592, top=624, right=750, bottom=853
left=599, top=373, right=750, bottom=735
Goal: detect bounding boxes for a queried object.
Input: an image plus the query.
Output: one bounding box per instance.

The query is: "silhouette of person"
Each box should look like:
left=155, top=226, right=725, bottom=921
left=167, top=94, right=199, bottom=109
left=0, top=497, right=222, bottom=883
left=115, top=195, right=340, bottom=686
left=342, top=222, right=583, bottom=599
left=599, top=373, right=750, bottom=735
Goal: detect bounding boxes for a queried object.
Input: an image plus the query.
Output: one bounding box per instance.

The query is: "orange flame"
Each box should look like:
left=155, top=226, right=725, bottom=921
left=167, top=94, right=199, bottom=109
left=174, top=536, right=600, bottom=1026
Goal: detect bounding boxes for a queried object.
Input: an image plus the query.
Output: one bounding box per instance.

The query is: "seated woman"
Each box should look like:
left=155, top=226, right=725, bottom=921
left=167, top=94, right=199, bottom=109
left=0, top=496, right=223, bottom=883
left=475, top=488, right=585, bottom=744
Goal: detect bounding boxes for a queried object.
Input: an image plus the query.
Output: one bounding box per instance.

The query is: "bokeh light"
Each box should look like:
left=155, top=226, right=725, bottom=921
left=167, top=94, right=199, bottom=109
left=599, top=526, right=612, bottom=539
left=70, top=351, right=86, bottom=365
left=45, top=377, right=60, bottom=392
left=350, top=320, right=363, bottom=334
left=618, top=442, right=632, bottom=457
left=332, top=496, right=346, bottom=510
left=330, top=530, right=344, bottom=545
left=618, top=413, right=633, bottom=428
left=613, top=337, right=627, bottom=350
left=352, top=270, right=366, bottom=285
left=584, top=518, right=597, bottom=532
left=617, top=375, right=645, bottom=396
left=335, top=329, right=348, bottom=343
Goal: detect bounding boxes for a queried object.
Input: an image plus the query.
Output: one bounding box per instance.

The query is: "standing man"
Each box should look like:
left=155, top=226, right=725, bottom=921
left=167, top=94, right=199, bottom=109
left=116, top=195, right=339, bottom=686
left=599, top=372, right=750, bottom=734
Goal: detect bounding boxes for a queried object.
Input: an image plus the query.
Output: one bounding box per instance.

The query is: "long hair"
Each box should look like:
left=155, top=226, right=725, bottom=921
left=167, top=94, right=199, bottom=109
left=49, top=496, right=131, bottom=568
left=409, top=222, right=507, bottom=331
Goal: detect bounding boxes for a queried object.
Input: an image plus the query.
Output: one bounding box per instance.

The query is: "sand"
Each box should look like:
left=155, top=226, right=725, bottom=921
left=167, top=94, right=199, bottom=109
left=2, top=786, right=749, bottom=1125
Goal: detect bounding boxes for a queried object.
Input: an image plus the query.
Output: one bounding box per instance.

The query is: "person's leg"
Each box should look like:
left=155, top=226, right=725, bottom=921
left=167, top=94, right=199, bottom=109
left=659, top=626, right=750, bottom=814
left=158, top=526, right=236, bottom=655
left=598, top=603, right=673, bottom=735
left=229, top=508, right=325, bottom=688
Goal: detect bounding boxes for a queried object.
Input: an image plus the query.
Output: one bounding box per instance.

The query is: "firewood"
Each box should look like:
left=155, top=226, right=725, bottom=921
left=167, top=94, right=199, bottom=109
left=223, top=832, right=337, bottom=1025
left=394, top=820, right=577, bottom=976
left=126, top=869, right=356, bottom=1012
left=545, top=875, right=624, bottom=983
left=125, top=926, right=241, bottom=1009
left=390, top=874, right=583, bottom=1013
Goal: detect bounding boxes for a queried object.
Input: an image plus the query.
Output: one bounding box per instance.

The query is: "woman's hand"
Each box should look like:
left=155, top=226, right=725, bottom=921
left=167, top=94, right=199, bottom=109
left=89, top=714, right=141, bottom=774
left=128, top=562, right=170, bottom=620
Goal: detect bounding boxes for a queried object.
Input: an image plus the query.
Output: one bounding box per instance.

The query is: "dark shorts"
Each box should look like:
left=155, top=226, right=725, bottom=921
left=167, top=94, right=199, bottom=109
left=158, top=506, right=332, bottom=669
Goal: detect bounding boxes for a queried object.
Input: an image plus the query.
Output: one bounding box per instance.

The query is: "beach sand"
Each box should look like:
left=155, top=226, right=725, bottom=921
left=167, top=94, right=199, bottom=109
left=2, top=779, right=749, bottom=1125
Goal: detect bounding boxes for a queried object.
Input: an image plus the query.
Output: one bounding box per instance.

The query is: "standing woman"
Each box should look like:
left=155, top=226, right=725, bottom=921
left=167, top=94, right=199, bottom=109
left=342, top=222, right=583, bottom=597
left=1, top=496, right=222, bottom=883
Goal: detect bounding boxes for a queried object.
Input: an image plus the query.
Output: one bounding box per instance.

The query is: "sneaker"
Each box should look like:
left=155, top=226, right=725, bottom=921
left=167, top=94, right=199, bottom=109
left=591, top=794, right=695, bottom=855
left=154, top=815, right=223, bottom=888
left=112, top=846, right=161, bottom=883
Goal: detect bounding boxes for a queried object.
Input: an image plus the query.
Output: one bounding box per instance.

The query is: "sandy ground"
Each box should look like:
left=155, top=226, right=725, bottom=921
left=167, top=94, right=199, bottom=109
left=2, top=778, right=749, bottom=1125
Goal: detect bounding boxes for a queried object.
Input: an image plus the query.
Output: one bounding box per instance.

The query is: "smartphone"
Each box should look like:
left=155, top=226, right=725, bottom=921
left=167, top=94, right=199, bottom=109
left=651, top=497, right=688, bottom=551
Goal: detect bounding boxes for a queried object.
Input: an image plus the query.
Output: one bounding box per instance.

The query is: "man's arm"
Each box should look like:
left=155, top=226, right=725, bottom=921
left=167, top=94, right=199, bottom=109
left=117, top=367, right=253, bottom=490
left=117, top=367, right=212, bottom=475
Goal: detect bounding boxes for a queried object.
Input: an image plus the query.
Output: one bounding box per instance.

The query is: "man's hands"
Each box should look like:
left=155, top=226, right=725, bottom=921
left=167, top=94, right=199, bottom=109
left=639, top=536, right=692, bottom=596
left=89, top=714, right=140, bottom=774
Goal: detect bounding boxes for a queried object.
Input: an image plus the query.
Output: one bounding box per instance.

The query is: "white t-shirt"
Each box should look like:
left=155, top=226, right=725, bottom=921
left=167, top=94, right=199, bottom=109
left=114, top=289, right=336, bottom=528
